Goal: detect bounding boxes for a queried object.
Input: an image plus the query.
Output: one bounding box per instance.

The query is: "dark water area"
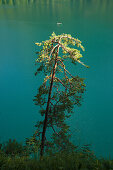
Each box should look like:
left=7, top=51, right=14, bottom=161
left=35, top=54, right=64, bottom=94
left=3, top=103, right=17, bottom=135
left=0, top=0, right=113, bottom=159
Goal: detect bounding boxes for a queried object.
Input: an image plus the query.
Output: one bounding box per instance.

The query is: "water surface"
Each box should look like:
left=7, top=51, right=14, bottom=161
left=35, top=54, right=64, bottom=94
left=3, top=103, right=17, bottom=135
left=0, top=0, right=113, bottom=158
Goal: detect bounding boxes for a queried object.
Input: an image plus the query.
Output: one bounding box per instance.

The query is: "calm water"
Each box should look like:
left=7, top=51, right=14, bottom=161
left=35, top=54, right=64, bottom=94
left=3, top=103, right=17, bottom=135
left=0, top=0, right=113, bottom=158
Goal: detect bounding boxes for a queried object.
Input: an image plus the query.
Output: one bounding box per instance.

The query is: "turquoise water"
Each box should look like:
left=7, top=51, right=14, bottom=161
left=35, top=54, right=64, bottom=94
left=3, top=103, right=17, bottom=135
left=0, top=0, right=113, bottom=158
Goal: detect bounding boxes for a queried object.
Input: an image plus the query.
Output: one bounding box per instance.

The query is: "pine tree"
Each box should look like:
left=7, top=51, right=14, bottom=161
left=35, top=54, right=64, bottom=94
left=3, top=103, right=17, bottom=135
left=33, top=33, right=89, bottom=158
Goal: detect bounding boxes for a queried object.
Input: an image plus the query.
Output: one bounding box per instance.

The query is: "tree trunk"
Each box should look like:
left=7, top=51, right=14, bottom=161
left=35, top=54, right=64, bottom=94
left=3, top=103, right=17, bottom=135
left=40, top=45, right=59, bottom=158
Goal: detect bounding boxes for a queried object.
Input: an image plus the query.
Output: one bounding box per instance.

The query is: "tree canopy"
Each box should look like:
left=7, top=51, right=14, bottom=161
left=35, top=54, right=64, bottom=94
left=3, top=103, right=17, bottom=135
left=33, top=33, right=89, bottom=158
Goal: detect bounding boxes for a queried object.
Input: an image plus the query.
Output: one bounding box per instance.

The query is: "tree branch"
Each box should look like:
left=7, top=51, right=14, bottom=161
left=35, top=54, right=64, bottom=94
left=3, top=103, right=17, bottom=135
left=51, top=125, right=60, bottom=136
left=59, top=43, right=88, bottom=67
left=44, top=73, right=52, bottom=84
left=49, top=44, right=59, bottom=59
left=54, top=77, right=68, bottom=89
left=57, top=58, right=75, bottom=79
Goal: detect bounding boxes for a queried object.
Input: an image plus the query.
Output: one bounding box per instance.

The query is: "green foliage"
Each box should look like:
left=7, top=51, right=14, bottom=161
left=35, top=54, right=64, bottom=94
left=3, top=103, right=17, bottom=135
left=0, top=149, right=113, bottom=170
left=0, top=140, right=113, bottom=170
left=1, top=139, right=26, bottom=157
left=25, top=135, right=41, bottom=160
left=35, top=32, right=89, bottom=76
left=33, top=33, right=89, bottom=157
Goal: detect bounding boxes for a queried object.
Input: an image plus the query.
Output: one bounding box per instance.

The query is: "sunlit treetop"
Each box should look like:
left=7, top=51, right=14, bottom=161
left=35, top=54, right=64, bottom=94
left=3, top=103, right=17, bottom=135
left=35, top=32, right=89, bottom=76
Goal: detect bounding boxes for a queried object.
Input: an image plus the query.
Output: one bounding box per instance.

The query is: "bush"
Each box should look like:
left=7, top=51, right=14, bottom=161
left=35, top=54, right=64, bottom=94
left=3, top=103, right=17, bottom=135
left=0, top=141, right=113, bottom=170
left=1, top=139, right=26, bottom=157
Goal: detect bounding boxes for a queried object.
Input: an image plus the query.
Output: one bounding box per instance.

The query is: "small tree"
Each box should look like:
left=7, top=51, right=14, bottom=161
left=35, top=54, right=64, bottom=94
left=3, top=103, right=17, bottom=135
left=34, top=33, right=89, bottom=158
left=2, top=139, right=25, bottom=157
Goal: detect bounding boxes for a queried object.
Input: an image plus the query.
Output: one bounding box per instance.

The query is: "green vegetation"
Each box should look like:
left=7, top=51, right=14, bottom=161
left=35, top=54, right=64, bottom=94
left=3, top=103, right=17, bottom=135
left=0, top=33, right=113, bottom=168
left=1, top=139, right=26, bottom=157
left=0, top=140, right=113, bottom=170
left=0, top=0, right=113, bottom=168
left=33, top=32, right=89, bottom=158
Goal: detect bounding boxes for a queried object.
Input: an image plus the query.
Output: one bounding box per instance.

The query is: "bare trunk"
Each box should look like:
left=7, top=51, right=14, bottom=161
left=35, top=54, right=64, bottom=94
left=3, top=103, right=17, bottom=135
left=40, top=45, right=59, bottom=158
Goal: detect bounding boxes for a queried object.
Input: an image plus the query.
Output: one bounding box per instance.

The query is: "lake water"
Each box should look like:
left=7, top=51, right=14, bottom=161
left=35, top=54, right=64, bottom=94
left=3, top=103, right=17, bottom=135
left=0, top=0, right=113, bottom=159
